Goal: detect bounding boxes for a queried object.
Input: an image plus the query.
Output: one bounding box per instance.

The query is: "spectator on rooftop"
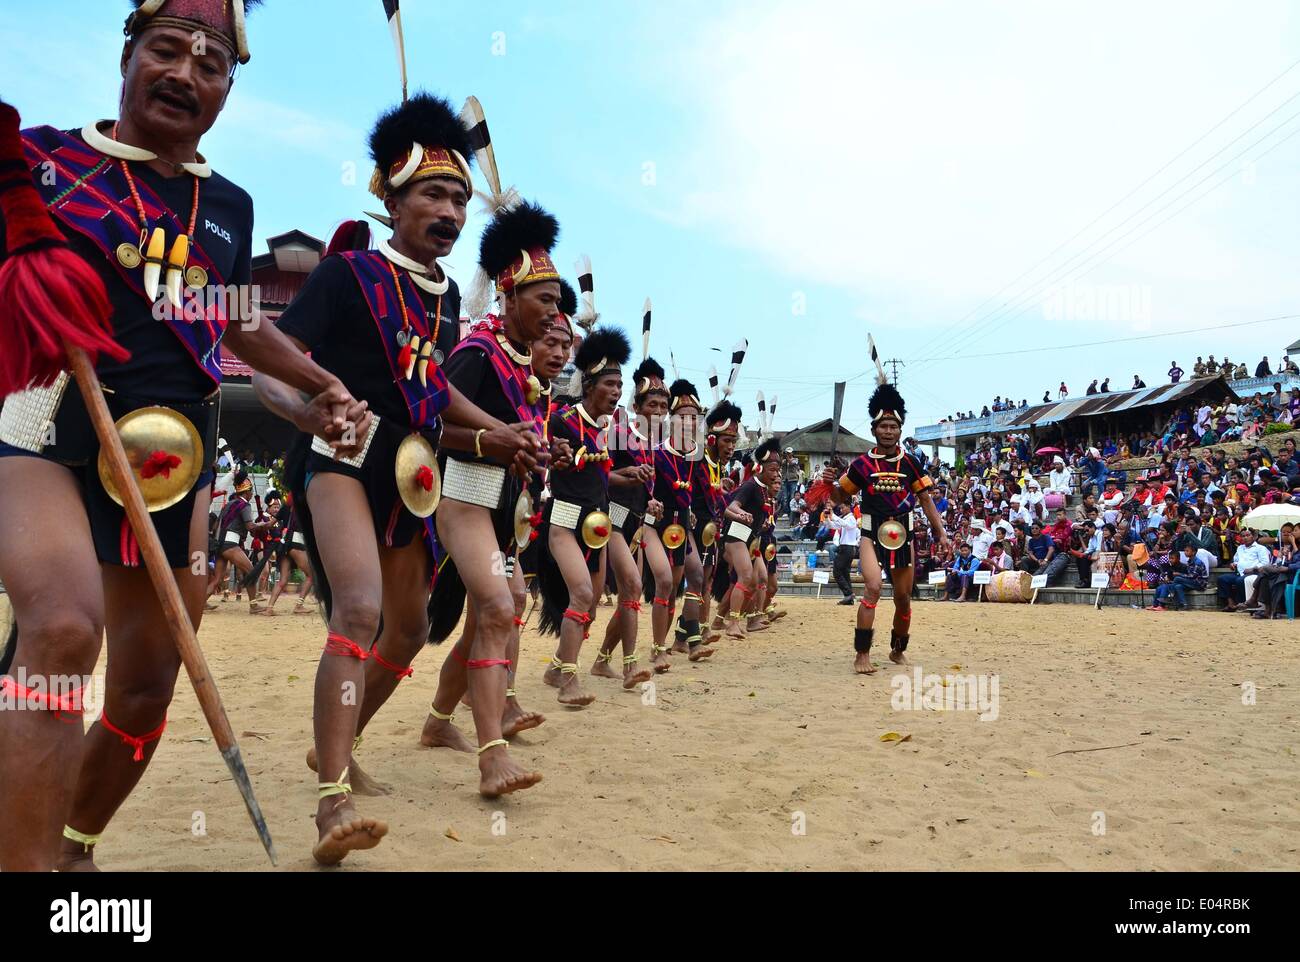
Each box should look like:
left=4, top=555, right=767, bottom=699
left=1100, top=378, right=1111, bottom=393
left=1086, top=379, right=1099, bottom=396
left=1133, top=374, right=1146, bottom=389
left=1256, top=356, right=1272, bottom=378
left=1059, top=382, right=1068, bottom=399
left=1168, top=361, right=1183, bottom=383
left=1192, top=356, right=1206, bottom=377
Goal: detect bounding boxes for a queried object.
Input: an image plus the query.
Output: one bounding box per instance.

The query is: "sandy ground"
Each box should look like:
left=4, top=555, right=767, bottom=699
left=2, top=591, right=1297, bottom=871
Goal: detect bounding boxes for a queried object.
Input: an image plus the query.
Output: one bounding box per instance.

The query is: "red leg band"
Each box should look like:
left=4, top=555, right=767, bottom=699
left=620, top=600, right=642, bottom=611
left=0, top=676, right=83, bottom=720
left=369, top=646, right=414, bottom=680
left=900, top=611, right=912, bottom=621
left=466, top=659, right=512, bottom=670
left=513, top=617, right=525, bottom=627
left=860, top=600, right=877, bottom=609
left=652, top=597, right=673, bottom=609
left=564, top=608, right=593, bottom=625
left=324, top=632, right=369, bottom=661
left=100, top=712, right=167, bottom=763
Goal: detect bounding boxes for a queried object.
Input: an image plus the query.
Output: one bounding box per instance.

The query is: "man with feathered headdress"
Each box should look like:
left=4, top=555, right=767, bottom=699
left=252, top=89, right=541, bottom=863
left=818, top=364, right=950, bottom=675
left=0, top=1, right=372, bottom=872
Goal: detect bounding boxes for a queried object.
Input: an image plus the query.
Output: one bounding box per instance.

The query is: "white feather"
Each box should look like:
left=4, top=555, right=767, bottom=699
left=463, top=267, right=495, bottom=321
left=708, top=366, right=720, bottom=406
left=574, top=253, right=598, bottom=330
left=641, top=297, right=652, bottom=361
left=669, top=351, right=681, bottom=383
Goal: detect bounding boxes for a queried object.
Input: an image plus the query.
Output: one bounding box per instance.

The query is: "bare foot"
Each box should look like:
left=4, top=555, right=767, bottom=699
left=542, top=662, right=563, bottom=688
left=671, top=640, right=689, bottom=654
left=854, top=651, right=877, bottom=675
left=478, top=745, right=543, bottom=798
left=305, top=748, right=391, bottom=796
left=557, top=674, right=596, bottom=707
left=590, top=654, right=621, bottom=680
left=622, top=662, right=654, bottom=689
left=746, top=616, right=770, bottom=631
left=724, top=620, right=745, bottom=641
left=889, top=649, right=909, bottom=666
left=418, top=713, right=477, bottom=753
left=651, top=649, right=672, bottom=674
left=312, top=796, right=388, bottom=866
left=501, top=699, right=546, bottom=737
left=767, top=607, right=787, bottom=622
left=688, top=644, right=715, bottom=662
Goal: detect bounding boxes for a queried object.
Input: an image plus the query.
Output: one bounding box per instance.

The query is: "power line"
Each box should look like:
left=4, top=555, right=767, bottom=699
left=907, top=56, right=1300, bottom=365
left=909, top=108, right=1300, bottom=374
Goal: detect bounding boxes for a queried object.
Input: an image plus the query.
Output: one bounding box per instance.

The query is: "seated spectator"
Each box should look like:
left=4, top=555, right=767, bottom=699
left=1254, top=527, right=1300, bottom=619
left=945, top=544, right=981, bottom=603
left=1140, top=527, right=1177, bottom=587
left=1047, top=457, right=1073, bottom=495
left=1216, top=528, right=1270, bottom=612
left=1150, top=543, right=1210, bottom=610
left=1067, top=525, right=1099, bottom=588
left=985, top=541, right=1013, bottom=574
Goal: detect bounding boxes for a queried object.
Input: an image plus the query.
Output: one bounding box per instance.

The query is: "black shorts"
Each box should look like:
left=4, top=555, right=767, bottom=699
left=652, top=509, right=694, bottom=568
left=543, top=496, right=607, bottom=575
left=693, top=511, right=719, bottom=568
left=608, top=499, right=644, bottom=545
left=0, top=383, right=218, bottom=569
left=304, top=417, right=440, bottom=552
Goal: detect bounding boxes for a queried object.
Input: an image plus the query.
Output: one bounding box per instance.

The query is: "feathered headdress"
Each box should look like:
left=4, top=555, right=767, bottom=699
left=867, top=332, right=904, bottom=426
left=126, top=0, right=263, bottom=65
left=575, top=326, right=631, bottom=380
left=366, top=92, right=474, bottom=205
left=465, top=200, right=560, bottom=320
left=632, top=358, right=668, bottom=400
left=669, top=378, right=701, bottom=413
left=706, top=400, right=743, bottom=435
left=752, top=438, right=781, bottom=466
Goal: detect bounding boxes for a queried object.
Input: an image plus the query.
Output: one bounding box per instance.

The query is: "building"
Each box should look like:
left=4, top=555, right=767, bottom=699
left=912, top=372, right=1300, bottom=462
left=773, top=418, right=871, bottom=473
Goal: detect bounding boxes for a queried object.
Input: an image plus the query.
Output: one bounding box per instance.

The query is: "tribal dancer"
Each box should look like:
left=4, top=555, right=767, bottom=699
left=536, top=328, right=632, bottom=704
left=717, top=440, right=782, bottom=638
left=605, top=326, right=675, bottom=672
left=255, top=92, right=538, bottom=861
left=262, top=493, right=316, bottom=615
left=696, top=398, right=741, bottom=640
left=205, top=468, right=272, bottom=612
left=591, top=364, right=664, bottom=685
left=816, top=374, right=950, bottom=674
left=419, top=194, right=560, bottom=798
left=0, top=1, right=367, bottom=872
left=648, top=378, right=714, bottom=662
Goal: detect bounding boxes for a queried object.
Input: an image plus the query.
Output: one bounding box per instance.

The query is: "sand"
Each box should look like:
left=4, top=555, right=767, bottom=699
left=2, top=592, right=1297, bottom=871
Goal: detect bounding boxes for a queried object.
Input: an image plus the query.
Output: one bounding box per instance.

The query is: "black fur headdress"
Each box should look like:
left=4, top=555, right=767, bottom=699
left=669, top=378, right=702, bottom=413
left=707, top=400, right=743, bottom=430
left=752, top=438, right=781, bottom=465
left=632, top=358, right=668, bottom=399
left=575, top=326, right=631, bottom=377
left=869, top=382, right=906, bottom=426
left=477, top=201, right=559, bottom=282
left=367, top=92, right=474, bottom=205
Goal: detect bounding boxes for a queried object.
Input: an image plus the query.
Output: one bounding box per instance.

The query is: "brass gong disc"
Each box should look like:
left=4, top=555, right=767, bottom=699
left=396, top=433, right=440, bottom=518
left=630, top=525, right=645, bottom=551
left=764, top=543, right=777, bottom=562
left=663, top=523, right=686, bottom=550
left=878, top=519, right=908, bottom=551
left=582, top=511, right=612, bottom=550
left=98, top=406, right=204, bottom=512
left=514, top=491, right=535, bottom=549
left=701, top=521, right=718, bottom=547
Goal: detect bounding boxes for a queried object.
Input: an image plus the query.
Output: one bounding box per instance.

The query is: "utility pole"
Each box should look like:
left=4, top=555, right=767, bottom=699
left=884, top=358, right=905, bottom=386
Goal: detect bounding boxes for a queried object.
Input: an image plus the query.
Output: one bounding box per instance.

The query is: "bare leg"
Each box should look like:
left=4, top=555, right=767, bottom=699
left=433, top=499, right=541, bottom=797
left=501, top=561, right=544, bottom=736
left=0, top=458, right=105, bottom=872
left=641, top=530, right=675, bottom=672
left=547, top=526, right=597, bottom=707
left=890, top=565, right=915, bottom=665
left=855, top=542, right=883, bottom=675
left=305, top=474, right=388, bottom=865
left=58, top=489, right=211, bottom=870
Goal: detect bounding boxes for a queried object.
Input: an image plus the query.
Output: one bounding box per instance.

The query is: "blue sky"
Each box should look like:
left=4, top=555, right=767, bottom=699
left=5, top=1, right=1299, bottom=439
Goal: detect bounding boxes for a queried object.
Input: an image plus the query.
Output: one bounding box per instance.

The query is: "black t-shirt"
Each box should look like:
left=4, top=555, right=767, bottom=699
left=275, top=254, right=460, bottom=424
left=0, top=130, right=252, bottom=402
left=442, top=340, right=523, bottom=464
left=548, top=405, right=609, bottom=505
left=724, top=478, right=766, bottom=540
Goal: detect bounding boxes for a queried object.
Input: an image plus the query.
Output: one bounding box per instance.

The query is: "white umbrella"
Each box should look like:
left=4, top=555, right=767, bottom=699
left=1241, top=503, right=1300, bottom=531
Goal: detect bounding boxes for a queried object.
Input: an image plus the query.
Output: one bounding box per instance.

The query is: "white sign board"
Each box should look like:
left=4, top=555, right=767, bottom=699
left=812, top=570, right=831, bottom=585
left=973, top=570, right=993, bottom=585
left=1031, top=574, right=1049, bottom=589
left=1091, top=572, right=1110, bottom=589
left=928, top=571, right=947, bottom=585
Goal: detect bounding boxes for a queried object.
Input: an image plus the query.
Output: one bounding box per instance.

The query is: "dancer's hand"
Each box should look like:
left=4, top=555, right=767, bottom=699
left=551, top=438, right=573, bottom=471
left=635, top=463, right=655, bottom=484
left=937, top=533, right=953, bottom=555
left=646, top=499, right=664, bottom=520
left=479, top=422, right=541, bottom=465
left=721, top=477, right=736, bottom=493
left=820, top=466, right=836, bottom=484
left=297, top=381, right=371, bottom=457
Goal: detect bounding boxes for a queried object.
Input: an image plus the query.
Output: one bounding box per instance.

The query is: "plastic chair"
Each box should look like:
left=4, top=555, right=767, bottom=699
left=1284, top=570, right=1300, bottom=620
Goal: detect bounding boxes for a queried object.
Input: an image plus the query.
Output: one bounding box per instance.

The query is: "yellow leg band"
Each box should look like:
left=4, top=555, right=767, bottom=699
left=506, top=688, right=517, bottom=698
left=595, top=650, right=612, bottom=663
left=63, top=826, right=101, bottom=851
left=430, top=708, right=455, bottom=722
left=560, top=662, right=579, bottom=674
left=318, top=768, right=352, bottom=799
left=478, top=738, right=508, bottom=755
left=622, top=654, right=639, bottom=665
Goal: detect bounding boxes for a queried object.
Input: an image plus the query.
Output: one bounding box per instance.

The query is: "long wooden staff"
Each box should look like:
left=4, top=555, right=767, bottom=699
left=66, top=346, right=277, bottom=865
